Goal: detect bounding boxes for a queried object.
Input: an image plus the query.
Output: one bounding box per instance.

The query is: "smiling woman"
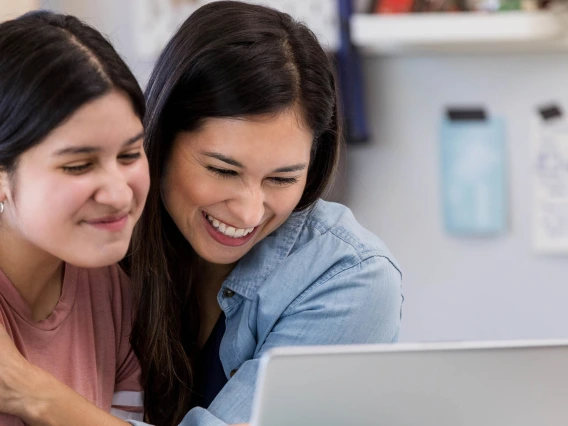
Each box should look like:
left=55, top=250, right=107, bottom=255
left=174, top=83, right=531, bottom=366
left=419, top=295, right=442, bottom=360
left=162, top=109, right=312, bottom=266
left=129, top=2, right=402, bottom=425
left=0, top=10, right=149, bottom=425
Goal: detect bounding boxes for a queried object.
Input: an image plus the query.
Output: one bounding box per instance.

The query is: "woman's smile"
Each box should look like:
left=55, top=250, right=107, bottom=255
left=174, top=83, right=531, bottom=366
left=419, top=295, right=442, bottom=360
left=202, top=211, right=259, bottom=247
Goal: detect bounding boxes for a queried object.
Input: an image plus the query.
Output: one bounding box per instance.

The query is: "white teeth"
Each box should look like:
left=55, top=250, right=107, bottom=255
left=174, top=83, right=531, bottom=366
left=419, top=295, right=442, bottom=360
left=206, top=214, right=254, bottom=239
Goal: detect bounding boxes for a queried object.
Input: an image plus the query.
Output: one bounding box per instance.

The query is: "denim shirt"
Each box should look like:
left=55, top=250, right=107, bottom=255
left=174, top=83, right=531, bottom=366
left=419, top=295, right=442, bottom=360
left=129, top=199, right=403, bottom=426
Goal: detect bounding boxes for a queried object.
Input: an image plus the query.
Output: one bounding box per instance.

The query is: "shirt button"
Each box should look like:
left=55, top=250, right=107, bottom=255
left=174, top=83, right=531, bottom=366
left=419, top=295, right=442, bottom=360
left=223, top=289, right=235, bottom=298
left=230, top=369, right=238, bottom=377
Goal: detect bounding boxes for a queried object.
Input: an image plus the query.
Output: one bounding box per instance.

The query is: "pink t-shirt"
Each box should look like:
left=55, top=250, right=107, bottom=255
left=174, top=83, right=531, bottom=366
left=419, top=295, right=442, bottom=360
left=0, top=263, right=143, bottom=425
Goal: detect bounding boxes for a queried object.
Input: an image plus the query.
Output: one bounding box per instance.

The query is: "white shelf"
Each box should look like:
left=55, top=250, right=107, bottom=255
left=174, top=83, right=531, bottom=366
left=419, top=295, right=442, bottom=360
left=351, top=11, right=568, bottom=55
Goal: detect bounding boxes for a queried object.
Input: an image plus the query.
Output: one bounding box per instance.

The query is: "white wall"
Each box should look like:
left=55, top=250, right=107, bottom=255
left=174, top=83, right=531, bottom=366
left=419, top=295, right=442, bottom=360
left=347, top=53, right=568, bottom=343
left=0, top=0, right=39, bottom=19
left=0, top=0, right=38, bottom=20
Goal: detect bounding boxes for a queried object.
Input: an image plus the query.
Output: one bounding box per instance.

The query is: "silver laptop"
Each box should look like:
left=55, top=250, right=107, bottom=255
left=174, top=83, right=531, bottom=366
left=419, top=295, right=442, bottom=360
left=250, top=340, right=568, bottom=426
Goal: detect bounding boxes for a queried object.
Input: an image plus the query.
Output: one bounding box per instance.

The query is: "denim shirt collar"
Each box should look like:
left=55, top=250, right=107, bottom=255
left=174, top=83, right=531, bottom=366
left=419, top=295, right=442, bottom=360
left=222, top=205, right=313, bottom=300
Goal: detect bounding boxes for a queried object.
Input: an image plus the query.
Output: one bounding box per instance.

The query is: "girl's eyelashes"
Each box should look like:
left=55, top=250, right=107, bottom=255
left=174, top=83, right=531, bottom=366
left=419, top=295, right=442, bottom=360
left=62, top=151, right=143, bottom=175
left=62, top=163, right=92, bottom=174
left=118, top=151, right=142, bottom=163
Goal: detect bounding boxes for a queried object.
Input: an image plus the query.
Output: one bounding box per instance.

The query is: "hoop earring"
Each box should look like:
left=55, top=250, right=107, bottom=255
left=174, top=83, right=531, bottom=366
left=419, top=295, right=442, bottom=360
left=0, top=202, right=4, bottom=214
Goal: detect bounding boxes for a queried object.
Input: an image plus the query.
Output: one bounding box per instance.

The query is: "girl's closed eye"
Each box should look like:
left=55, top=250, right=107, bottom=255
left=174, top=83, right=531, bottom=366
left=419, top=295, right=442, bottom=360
left=118, top=151, right=142, bottom=163
left=62, top=162, right=92, bottom=174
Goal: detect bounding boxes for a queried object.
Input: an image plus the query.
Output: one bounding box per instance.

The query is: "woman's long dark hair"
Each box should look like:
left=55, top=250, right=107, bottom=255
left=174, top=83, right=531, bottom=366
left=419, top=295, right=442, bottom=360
left=0, top=11, right=144, bottom=172
left=129, top=2, right=341, bottom=424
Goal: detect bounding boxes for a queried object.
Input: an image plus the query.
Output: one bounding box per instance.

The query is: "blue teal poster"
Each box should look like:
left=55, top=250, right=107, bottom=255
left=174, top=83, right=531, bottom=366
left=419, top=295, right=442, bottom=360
left=440, top=118, right=507, bottom=235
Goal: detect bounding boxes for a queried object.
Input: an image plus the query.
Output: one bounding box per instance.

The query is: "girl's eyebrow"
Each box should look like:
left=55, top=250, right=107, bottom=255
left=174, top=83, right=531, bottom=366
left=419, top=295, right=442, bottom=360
left=202, top=151, right=307, bottom=173
left=53, top=131, right=144, bottom=156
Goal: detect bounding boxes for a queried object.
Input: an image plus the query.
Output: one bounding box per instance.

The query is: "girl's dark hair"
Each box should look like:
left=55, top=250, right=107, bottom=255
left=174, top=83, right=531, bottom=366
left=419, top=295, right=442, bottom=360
left=129, top=2, right=340, bottom=424
left=0, top=10, right=144, bottom=173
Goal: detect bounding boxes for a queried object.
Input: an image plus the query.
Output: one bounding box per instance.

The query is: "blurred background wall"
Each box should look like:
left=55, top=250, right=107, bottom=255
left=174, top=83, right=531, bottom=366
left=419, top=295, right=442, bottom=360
left=348, top=53, right=568, bottom=342
left=24, top=0, right=568, bottom=343
left=0, top=0, right=37, bottom=18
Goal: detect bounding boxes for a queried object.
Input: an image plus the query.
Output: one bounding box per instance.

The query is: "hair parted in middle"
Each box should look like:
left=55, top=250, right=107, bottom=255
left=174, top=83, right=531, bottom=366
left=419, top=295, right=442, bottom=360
left=127, top=2, right=341, bottom=425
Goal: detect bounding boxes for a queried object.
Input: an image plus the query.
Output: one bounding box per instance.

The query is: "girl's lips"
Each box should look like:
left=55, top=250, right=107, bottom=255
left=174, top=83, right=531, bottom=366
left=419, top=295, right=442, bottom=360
left=203, top=212, right=258, bottom=247
left=85, top=215, right=128, bottom=232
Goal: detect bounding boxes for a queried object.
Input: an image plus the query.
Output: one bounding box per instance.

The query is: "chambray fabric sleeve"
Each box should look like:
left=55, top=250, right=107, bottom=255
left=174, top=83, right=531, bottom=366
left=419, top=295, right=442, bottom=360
left=127, top=255, right=403, bottom=426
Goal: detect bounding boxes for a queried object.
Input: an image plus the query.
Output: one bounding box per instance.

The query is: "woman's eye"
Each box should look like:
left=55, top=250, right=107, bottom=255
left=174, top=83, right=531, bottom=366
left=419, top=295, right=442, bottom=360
left=267, top=176, right=299, bottom=186
left=207, top=166, right=238, bottom=178
left=62, top=163, right=92, bottom=174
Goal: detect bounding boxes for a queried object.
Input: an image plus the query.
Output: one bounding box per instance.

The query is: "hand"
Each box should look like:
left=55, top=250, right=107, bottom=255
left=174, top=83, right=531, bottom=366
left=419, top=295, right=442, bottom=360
left=0, top=324, right=61, bottom=425
left=0, top=323, right=131, bottom=426
left=0, top=322, right=30, bottom=416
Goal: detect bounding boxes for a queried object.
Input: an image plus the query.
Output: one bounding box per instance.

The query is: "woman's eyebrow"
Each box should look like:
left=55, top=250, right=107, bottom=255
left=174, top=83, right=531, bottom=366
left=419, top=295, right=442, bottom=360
left=202, top=151, right=306, bottom=173
left=53, top=131, right=144, bottom=156
left=272, top=164, right=306, bottom=173
left=202, top=151, right=244, bottom=168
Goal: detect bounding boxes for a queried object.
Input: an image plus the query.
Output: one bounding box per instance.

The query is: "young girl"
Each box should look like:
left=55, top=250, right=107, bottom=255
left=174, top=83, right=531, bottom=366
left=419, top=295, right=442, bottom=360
left=0, top=10, right=149, bottom=424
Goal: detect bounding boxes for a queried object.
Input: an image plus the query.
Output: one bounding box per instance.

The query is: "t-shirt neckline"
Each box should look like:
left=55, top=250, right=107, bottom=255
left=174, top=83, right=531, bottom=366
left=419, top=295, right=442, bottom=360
left=0, top=263, right=78, bottom=330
